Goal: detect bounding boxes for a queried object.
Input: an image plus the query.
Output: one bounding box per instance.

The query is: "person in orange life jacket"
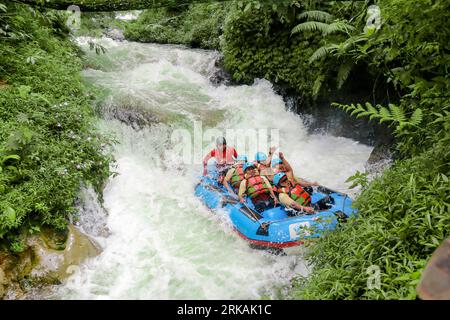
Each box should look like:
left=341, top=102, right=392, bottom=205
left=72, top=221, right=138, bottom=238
left=273, top=172, right=315, bottom=214
left=238, top=162, right=279, bottom=213
left=203, top=137, right=238, bottom=183
left=223, top=155, right=248, bottom=196
left=270, top=152, right=319, bottom=187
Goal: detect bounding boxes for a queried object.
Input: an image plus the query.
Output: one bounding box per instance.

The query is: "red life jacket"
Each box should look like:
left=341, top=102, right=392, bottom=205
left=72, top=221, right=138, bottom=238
left=246, top=176, right=270, bottom=199
left=277, top=183, right=311, bottom=206
left=213, top=146, right=236, bottom=166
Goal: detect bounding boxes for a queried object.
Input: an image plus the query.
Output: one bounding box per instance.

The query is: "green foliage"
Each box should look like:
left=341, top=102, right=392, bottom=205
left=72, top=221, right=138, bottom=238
left=287, top=0, right=450, bottom=300
left=76, top=11, right=125, bottom=37
left=219, top=0, right=366, bottom=100
left=345, top=170, right=369, bottom=190
left=289, top=146, right=450, bottom=299
left=0, top=3, right=112, bottom=246
left=124, top=2, right=229, bottom=49
left=220, top=1, right=323, bottom=99
left=291, top=20, right=355, bottom=37
left=333, top=102, right=423, bottom=131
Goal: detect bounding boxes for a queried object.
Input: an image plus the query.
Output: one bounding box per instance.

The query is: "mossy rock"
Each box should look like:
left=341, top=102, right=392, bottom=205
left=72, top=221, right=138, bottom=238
left=0, top=225, right=102, bottom=299
left=27, top=225, right=101, bottom=281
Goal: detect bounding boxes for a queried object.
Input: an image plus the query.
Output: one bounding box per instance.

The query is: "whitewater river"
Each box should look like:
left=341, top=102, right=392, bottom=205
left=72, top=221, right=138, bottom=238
left=48, top=37, right=373, bottom=299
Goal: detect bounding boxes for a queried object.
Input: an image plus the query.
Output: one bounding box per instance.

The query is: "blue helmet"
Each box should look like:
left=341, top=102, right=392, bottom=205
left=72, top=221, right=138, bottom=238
left=236, top=155, right=248, bottom=162
left=271, top=157, right=283, bottom=167
left=254, top=152, right=267, bottom=162
left=243, top=162, right=256, bottom=172
left=273, top=172, right=287, bottom=186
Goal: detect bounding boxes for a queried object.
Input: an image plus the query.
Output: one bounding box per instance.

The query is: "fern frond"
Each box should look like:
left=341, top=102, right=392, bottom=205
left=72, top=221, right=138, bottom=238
left=336, top=62, right=353, bottom=89
left=339, top=34, right=368, bottom=53
left=308, top=44, right=337, bottom=63
left=291, top=21, right=330, bottom=35
left=366, top=102, right=378, bottom=114
left=379, top=107, right=392, bottom=123
left=323, top=21, right=355, bottom=36
left=297, top=10, right=333, bottom=23
left=409, top=108, right=423, bottom=126
left=312, top=75, right=325, bottom=98
left=333, top=102, right=416, bottom=131
left=350, top=103, right=366, bottom=117
left=389, top=104, right=406, bottom=123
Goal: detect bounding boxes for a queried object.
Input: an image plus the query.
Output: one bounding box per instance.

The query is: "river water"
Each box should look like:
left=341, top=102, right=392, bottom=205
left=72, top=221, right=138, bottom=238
left=47, top=37, right=373, bottom=299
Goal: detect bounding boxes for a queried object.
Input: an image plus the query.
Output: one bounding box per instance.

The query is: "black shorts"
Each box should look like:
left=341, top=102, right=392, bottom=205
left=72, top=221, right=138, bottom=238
left=253, top=197, right=276, bottom=213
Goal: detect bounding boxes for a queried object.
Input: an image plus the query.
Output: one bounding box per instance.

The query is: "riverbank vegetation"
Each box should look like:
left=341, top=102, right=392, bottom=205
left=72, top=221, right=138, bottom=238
left=0, top=3, right=112, bottom=253
left=125, top=0, right=449, bottom=299
left=124, top=2, right=227, bottom=49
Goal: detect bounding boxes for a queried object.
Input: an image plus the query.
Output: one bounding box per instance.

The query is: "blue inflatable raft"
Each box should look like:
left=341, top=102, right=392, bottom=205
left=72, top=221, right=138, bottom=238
left=195, top=172, right=357, bottom=251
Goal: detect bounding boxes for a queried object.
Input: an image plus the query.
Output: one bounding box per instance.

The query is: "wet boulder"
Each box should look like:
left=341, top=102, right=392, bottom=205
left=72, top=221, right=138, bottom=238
left=0, top=225, right=101, bottom=299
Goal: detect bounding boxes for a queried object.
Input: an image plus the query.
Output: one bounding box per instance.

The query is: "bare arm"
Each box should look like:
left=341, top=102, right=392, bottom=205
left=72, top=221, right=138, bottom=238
left=238, top=180, right=247, bottom=203
left=279, top=193, right=314, bottom=213
left=223, top=168, right=236, bottom=196
left=202, top=151, right=214, bottom=175
left=294, top=176, right=319, bottom=187
left=266, top=146, right=276, bottom=167
left=279, top=152, right=294, bottom=174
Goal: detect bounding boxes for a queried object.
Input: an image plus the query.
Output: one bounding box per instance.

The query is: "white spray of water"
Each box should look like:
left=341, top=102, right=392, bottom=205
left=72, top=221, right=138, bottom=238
left=56, top=38, right=372, bottom=299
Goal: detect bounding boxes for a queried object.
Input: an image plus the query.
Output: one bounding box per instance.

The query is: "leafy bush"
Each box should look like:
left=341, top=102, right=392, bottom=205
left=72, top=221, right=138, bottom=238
left=220, top=1, right=321, bottom=100
left=285, top=0, right=450, bottom=299
left=0, top=3, right=112, bottom=245
left=290, top=144, right=450, bottom=299
left=124, top=2, right=229, bottom=49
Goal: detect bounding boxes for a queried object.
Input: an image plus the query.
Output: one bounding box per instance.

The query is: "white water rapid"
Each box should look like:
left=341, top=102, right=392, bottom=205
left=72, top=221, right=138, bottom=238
left=51, top=37, right=373, bottom=299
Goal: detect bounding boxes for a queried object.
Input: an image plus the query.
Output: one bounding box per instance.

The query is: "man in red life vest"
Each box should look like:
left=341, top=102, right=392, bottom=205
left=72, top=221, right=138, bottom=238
left=203, top=137, right=238, bottom=183
left=238, top=162, right=279, bottom=213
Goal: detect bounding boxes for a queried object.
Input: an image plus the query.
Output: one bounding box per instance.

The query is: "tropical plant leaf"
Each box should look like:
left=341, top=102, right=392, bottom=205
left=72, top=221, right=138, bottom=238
left=336, top=62, right=353, bottom=89
left=291, top=21, right=330, bottom=35
left=297, top=10, right=333, bottom=23
left=323, top=21, right=355, bottom=36
left=4, top=206, right=16, bottom=224
left=409, top=108, right=423, bottom=126
left=312, top=74, right=325, bottom=98
left=309, top=44, right=337, bottom=63
left=389, top=104, right=406, bottom=123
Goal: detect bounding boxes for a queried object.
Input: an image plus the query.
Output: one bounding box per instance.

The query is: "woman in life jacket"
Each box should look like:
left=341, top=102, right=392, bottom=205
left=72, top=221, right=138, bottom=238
left=223, top=155, right=248, bottom=197
left=203, top=137, right=238, bottom=183
left=238, top=162, right=279, bottom=213
left=273, top=172, right=315, bottom=214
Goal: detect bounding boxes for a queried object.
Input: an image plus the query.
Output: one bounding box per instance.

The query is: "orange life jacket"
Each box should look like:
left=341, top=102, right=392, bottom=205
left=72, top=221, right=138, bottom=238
left=276, top=183, right=311, bottom=206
